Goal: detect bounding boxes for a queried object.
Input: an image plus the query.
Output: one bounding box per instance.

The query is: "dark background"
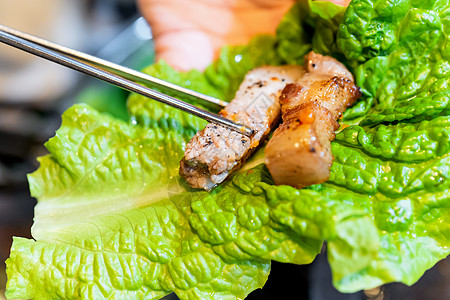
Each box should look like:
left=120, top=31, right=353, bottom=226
left=0, top=1, right=449, bottom=299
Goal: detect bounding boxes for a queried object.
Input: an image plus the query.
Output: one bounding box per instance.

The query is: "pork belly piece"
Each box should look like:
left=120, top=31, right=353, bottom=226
left=265, top=52, right=362, bottom=188
left=180, top=65, right=305, bottom=190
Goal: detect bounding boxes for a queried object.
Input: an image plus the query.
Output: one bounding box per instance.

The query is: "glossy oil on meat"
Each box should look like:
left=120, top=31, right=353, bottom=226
left=264, top=52, right=362, bottom=188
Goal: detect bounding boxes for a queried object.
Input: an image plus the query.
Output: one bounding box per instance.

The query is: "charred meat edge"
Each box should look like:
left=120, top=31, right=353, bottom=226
left=180, top=65, right=305, bottom=190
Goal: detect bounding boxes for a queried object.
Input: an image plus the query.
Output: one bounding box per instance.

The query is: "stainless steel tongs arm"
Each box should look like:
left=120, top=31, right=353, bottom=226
left=0, top=25, right=254, bottom=137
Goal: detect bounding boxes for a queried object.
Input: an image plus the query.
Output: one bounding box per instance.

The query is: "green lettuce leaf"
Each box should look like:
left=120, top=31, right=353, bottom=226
left=320, top=117, right=450, bottom=291
left=7, top=105, right=321, bottom=300
left=6, top=0, right=450, bottom=298
left=338, top=0, right=450, bottom=121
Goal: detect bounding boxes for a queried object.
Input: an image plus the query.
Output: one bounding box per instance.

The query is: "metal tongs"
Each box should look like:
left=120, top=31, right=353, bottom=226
left=0, top=25, right=254, bottom=137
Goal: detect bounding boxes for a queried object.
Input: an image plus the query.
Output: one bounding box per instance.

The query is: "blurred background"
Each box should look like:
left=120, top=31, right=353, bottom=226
left=0, top=0, right=153, bottom=298
left=0, top=0, right=449, bottom=299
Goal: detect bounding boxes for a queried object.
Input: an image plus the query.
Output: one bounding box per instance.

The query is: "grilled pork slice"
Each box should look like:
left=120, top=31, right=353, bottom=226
left=180, top=65, right=305, bottom=190
left=265, top=52, right=362, bottom=188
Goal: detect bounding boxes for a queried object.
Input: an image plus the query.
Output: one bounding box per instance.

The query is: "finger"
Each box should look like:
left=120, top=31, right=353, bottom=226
left=223, top=0, right=295, bottom=46
left=155, top=30, right=215, bottom=71
left=327, top=0, right=352, bottom=6
left=137, top=0, right=230, bottom=71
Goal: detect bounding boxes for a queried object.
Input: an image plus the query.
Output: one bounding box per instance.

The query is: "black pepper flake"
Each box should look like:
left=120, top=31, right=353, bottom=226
left=203, top=140, right=213, bottom=147
left=310, top=147, right=316, bottom=153
left=253, top=80, right=265, bottom=88
left=241, top=139, right=247, bottom=144
left=312, top=63, right=316, bottom=68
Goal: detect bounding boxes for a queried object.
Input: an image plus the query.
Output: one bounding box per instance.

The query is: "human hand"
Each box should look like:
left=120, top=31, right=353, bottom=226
left=138, top=0, right=351, bottom=71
